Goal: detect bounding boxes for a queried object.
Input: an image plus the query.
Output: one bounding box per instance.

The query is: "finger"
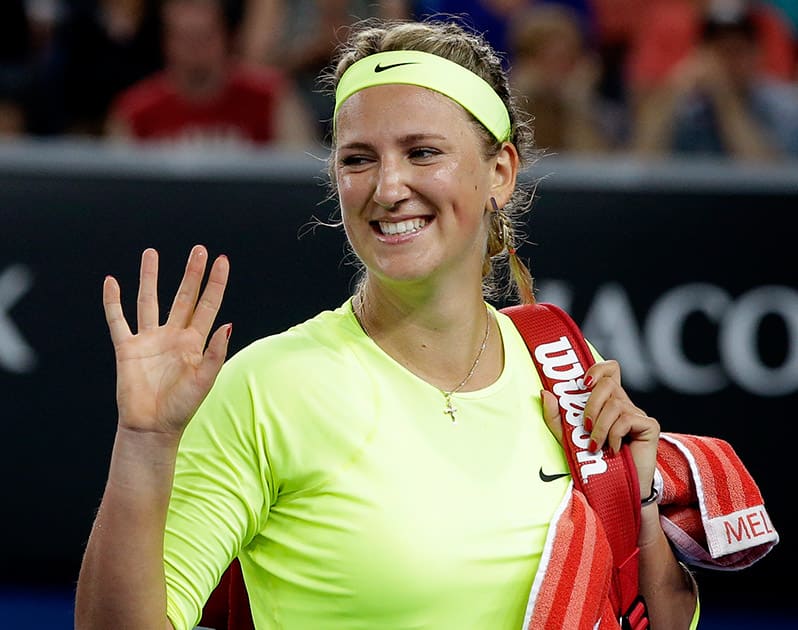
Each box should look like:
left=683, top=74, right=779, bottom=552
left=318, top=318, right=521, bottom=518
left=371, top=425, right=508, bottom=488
left=196, top=323, right=232, bottom=389
left=584, top=361, right=634, bottom=405
left=190, top=254, right=230, bottom=339
left=540, top=389, right=563, bottom=444
left=136, top=248, right=160, bottom=331
left=584, top=360, right=621, bottom=388
left=605, top=411, right=636, bottom=454
left=103, top=275, right=132, bottom=344
left=584, top=394, right=621, bottom=450
left=591, top=397, right=650, bottom=454
left=606, top=412, right=659, bottom=455
left=167, top=245, right=208, bottom=328
left=586, top=382, right=646, bottom=433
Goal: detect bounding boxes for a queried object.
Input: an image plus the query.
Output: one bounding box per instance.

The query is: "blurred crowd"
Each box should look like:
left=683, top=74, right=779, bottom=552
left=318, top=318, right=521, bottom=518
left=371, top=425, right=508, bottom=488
left=2, top=0, right=798, bottom=160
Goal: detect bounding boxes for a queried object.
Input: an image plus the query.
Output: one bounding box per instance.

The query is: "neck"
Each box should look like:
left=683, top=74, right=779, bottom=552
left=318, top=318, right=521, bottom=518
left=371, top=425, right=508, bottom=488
left=354, top=279, right=502, bottom=393
left=170, top=66, right=227, bottom=101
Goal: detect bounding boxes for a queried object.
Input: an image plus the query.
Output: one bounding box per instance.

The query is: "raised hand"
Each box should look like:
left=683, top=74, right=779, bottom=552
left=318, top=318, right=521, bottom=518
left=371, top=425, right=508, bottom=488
left=103, top=245, right=231, bottom=437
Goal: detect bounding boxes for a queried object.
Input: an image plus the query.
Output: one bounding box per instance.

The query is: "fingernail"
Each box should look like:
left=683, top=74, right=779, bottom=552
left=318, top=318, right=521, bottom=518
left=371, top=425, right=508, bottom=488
left=584, top=375, right=594, bottom=389
left=588, top=439, right=598, bottom=453
left=226, top=323, right=233, bottom=339
left=584, top=416, right=593, bottom=432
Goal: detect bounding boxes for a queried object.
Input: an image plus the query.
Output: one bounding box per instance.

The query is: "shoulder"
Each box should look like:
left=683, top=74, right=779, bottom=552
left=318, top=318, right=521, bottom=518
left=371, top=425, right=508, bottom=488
left=218, top=302, right=360, bottom=389
left=227, top=64, right=287, bottom=95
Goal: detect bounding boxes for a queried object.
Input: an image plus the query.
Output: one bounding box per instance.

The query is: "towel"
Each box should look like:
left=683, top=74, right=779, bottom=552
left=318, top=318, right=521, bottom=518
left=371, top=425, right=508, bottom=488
left=522, top=432, right=779, bottom=630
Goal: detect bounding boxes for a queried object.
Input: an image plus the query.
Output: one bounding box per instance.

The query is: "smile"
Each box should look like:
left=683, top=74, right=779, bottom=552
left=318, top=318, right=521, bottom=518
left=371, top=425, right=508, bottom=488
left=377, top=218, right=428, bottom=235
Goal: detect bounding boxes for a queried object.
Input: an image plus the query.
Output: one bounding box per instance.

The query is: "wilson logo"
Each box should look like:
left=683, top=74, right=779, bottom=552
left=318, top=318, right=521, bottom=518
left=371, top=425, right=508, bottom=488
left=534, top=335, right=607, bottom=483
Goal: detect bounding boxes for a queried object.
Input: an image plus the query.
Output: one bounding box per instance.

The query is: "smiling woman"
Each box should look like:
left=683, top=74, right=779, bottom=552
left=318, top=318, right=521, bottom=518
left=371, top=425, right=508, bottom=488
left=73, top=16, right=775, bottom=630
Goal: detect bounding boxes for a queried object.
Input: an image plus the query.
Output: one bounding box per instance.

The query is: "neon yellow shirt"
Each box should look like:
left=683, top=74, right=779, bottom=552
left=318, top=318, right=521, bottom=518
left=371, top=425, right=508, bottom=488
left=163, top=301, right=571, bottom=629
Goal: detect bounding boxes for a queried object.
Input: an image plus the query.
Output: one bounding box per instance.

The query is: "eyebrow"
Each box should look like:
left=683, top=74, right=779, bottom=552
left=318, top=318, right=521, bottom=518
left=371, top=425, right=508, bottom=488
left=338, top=133, right=449, bottom=151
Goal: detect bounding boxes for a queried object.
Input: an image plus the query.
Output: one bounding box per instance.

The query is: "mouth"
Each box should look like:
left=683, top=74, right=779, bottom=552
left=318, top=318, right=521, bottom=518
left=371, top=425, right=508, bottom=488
left=373, top=217, right=429, bottom=236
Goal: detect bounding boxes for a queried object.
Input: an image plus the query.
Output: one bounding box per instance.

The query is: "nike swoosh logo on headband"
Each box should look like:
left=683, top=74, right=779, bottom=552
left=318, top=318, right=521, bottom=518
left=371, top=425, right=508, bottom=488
left=374, top=61, right=420, bottom=73
left=539, top=467, right=570, bottom=483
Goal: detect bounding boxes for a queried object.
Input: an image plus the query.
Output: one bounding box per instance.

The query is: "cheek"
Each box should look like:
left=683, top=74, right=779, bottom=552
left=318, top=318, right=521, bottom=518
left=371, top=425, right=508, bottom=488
left=431, top=161, right=485, bottom=216
left=337, top=178, right=364, bottom=241
left=429, top=160, right=472, bottom=198
left=336, top=175, right=361, bottom=212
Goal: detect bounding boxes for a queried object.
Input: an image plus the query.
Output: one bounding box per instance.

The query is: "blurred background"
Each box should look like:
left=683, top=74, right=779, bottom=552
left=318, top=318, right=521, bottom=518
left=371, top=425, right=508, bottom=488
left=1, top=0, right=796, bottom=628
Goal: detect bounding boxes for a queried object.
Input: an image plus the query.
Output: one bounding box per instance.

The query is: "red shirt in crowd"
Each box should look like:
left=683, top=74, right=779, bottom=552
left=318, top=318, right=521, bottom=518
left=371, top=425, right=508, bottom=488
left=626, top=0, right=796, bottom=91
left=109, top=64, right=287, bottom=146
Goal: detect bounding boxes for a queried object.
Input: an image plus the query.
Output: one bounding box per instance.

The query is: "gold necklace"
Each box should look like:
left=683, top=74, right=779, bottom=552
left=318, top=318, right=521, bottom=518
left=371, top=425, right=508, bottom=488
left=440, top=307, right=490, bottom=423
left=354, top=296, right=491, bottom=423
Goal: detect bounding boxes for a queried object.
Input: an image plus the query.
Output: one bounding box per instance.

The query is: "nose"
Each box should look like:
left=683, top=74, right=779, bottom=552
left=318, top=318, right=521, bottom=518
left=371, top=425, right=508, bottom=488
left=373, top=159, right=408, bottom=210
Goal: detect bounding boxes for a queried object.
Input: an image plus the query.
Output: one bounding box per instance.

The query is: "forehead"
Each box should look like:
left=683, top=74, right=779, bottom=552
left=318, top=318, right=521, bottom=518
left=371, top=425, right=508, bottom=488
left=335, top=83, right=478, bottom=142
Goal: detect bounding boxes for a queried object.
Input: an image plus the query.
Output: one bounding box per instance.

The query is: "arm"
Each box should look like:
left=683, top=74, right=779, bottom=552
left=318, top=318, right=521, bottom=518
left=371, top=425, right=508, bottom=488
left=637, top=500, right=699, bottom=628
left=274, top=81, right=318, bottom=148
left=104, top=113, right=135, bottom=143
left=702, top=86, right=780, bottom=161
left=559, top=56, right=612, bottom=153
left=76, top=429, right=180, bottom=630
left=236, top=0, right=286, bottom=65
left=74, top=246, right=231, bottom=629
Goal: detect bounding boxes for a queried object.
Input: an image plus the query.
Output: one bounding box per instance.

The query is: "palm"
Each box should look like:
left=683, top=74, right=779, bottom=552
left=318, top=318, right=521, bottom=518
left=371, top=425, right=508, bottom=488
left=104, top=246, right=231, bottom=437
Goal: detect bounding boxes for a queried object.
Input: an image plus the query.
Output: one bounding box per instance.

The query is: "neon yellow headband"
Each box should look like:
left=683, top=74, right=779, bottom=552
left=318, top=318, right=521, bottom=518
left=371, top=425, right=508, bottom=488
left=334, top=50, right=512, bottom=142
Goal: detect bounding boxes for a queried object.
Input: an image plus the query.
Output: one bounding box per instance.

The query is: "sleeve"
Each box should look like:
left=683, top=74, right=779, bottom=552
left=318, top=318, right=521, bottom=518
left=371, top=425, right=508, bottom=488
left=689, top=586, right=701, bottom=630
left=163, top=356, right=272, bottom=630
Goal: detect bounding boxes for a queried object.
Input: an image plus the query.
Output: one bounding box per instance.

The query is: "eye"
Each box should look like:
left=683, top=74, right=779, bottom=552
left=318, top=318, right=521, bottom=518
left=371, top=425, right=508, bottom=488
left=408, top=147, right=440, bottom=160
left=339, top=154, right=373, bottom=168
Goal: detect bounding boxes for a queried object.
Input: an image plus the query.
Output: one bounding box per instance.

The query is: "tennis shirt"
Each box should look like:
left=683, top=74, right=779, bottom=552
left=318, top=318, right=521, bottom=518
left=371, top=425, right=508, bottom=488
left=164, top=300, right=571, bottom=629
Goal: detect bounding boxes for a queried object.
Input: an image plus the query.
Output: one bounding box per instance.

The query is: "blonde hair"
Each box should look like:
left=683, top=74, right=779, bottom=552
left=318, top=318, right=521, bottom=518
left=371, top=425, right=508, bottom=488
left=321, top=17, right=540, bottom=304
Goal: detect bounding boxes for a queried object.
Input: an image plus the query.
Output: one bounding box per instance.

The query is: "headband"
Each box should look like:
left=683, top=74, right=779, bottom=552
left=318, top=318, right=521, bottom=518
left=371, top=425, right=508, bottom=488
left=334, top=50, right=512, bottom=142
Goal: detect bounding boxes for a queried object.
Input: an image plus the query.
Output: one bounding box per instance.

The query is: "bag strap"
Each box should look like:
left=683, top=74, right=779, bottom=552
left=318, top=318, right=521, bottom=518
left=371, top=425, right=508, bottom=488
left=501, top=302, right=649, bottom=629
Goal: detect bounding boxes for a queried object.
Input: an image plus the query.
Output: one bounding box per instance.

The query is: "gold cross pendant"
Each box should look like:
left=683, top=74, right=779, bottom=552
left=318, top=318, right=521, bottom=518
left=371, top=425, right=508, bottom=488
left=443, top=394, right=457, bottom=423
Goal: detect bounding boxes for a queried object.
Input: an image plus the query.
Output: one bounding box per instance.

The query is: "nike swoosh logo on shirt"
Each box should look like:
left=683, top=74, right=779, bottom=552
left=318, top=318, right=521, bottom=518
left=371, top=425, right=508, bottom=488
left=539, top=467, right=570, bottom=483
left=374, top=61, right=420, bottom=73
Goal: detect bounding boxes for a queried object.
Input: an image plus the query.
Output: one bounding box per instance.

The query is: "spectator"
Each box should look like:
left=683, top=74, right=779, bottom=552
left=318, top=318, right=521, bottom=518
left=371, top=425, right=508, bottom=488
left=235, top=1, right=414, bottom=140
left=0, top=1, right=35, bottom=136
left=507, top=3, right=627, bottom=154
left=39, top=0, right=163, bottom=136
left=626, top=0, right=795, bottom=94
left=586, top=0, right=649, bottom=104
left=106, top=0, right=316, bottom=149
left=416, top=0, right=597, bottom=63
left=631, top=0, right=798, bottom=161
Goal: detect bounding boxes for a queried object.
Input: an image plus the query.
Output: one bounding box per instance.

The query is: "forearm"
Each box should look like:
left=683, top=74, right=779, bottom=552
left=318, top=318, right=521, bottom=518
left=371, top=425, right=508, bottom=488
left=563, top=107, right=610, bottom=153
left=630, top=88, right=680, bottom=155
left=75, top=427, right=180, bottom=630
left=637, top=503, right=698, bottom=629
left=712, top=92, right=779, bottom=161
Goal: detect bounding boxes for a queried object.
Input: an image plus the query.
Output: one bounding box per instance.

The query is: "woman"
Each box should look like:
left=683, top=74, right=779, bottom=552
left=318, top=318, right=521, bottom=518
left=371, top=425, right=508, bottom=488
left=75, top=17, right=773, bottom=630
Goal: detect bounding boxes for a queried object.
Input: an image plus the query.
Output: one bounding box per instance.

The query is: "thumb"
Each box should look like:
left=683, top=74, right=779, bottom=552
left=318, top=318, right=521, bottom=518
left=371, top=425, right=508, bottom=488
left=540, top=389, right=563, bottom=444
left=197, top=322, right=232, bottom=388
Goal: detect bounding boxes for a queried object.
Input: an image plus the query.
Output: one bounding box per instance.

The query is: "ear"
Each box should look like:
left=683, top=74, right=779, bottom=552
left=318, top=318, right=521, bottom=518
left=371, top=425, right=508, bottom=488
left=490, top=142, right=520, bottom=208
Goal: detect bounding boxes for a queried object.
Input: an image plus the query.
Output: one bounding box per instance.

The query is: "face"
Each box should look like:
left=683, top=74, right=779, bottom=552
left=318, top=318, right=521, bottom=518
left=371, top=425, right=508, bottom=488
left=162, top=0, right=228, bottom=89
left=334, top=84, right=507, bottom=289
left=710, top=32, right=758, bottom=88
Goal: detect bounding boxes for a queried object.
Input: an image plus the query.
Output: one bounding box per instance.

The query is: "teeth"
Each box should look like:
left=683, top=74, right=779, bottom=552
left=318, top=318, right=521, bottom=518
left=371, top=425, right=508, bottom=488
left=378, top=218, right=427, bottom=235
